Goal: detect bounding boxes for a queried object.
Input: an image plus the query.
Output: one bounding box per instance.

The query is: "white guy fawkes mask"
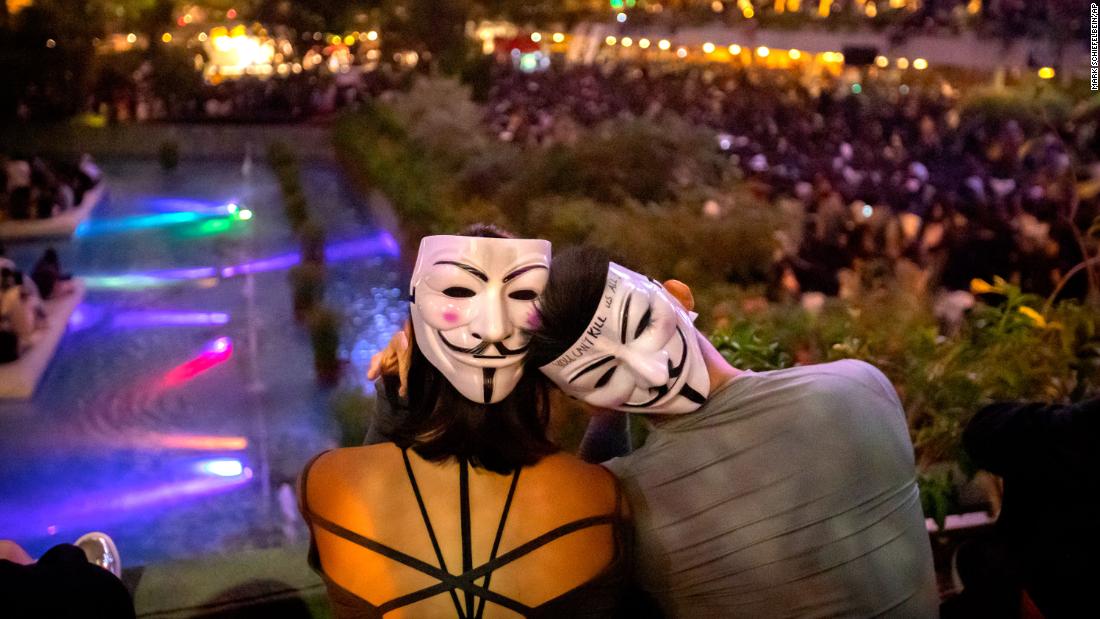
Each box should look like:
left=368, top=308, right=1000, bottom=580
left=540, top=263, right=710, bottom=414
left=409, top=235, right=551, bottom=404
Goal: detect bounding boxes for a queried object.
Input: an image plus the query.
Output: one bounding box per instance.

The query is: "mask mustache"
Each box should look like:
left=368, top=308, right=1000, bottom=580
left=623, top=328, right=691, bottom=408
left=440, top=333, right=528, bottom=357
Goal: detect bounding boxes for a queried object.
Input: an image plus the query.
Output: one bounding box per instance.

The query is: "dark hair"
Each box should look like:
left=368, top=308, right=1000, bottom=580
left=389, top=223, right=558, bottom=474
left=526, top=245, right=612, bottom=368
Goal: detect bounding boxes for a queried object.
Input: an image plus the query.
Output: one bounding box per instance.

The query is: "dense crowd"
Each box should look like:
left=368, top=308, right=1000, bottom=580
left=0, top=155, right=102, bottom=222
left=485, top=62, right=1098, bottom=300
left=0, top=245, right=73, bottom=363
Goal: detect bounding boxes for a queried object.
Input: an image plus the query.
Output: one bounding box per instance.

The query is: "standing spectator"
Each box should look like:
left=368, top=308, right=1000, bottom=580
left=30, top=248, right=71, bottom=301
left=963, top=397, right=1100, bottom=618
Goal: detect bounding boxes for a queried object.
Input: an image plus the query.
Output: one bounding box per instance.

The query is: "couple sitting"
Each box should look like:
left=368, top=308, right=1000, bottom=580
left=299, top=225, right=938, bottom=618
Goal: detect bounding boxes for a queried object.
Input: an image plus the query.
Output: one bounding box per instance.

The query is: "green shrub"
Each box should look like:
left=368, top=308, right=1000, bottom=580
left=158, top=140, right=179, bottom=171
left=328, top=387, right=375, bottom=448
left=283, top=193, right=309, bottom=230
left=289, top=263, right=326, bottom=322
left=267, top=140, right=295, bottom=171
left=299, top=220, right=327, bottom=266
left=309, top=305, right=343, bottom=386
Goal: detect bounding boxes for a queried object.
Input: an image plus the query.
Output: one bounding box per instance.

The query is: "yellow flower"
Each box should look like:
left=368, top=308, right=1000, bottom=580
left=969, top=278, right=1000, bottom=295
left=1017, top=306, right=1047, bottom=328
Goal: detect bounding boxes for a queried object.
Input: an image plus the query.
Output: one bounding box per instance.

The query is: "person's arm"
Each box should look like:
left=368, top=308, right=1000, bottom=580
left=364, top=323, right=412, bottom=445
left=963, top=397, right=1099, bottom=478
left=578, top=409, right=632, bottom=464
left=364, top=375, right=408, bottom=445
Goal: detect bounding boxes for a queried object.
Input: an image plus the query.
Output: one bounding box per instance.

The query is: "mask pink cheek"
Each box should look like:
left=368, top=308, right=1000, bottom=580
left=526, top=311, right=541, bottom=329
left=442, top=310, right=460, bottom=324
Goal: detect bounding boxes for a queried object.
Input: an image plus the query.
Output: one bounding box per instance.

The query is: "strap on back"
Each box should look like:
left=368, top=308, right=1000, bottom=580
left=403, top=448, right=467, bottom=618
left=302, top=449, right=617, bottom=617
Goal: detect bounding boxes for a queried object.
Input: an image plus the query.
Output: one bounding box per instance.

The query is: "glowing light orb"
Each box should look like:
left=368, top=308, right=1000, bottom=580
left=198, top=459, right=245, bottom=477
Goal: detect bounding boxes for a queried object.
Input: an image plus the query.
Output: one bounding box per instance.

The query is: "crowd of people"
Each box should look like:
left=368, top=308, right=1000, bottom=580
left=484, top=61, right=1097, bottom=300
left=0, top=155, right=101, bottom=222
left=0, top=245, right=73, bottom=363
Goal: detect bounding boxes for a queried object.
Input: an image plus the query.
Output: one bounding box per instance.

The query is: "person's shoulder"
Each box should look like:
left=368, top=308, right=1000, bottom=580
left=755, top=359, right=899, bottom=408
left=524, top=452, right=620, bottom=511
left=301, top=444, right=405, bottom=513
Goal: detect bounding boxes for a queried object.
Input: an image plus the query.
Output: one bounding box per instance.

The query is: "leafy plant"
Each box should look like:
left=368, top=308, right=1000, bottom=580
left=158, top=140, right=179, bottom=172
left=299, top=220, right=327, bottom=266
left=289, top=263, right=326, bottom=323
left=308, top=305, right=343, bottom=386
left=329, top=387, right=374, bottom=448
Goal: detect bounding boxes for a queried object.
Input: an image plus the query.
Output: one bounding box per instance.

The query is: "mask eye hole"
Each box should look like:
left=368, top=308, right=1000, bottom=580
left=443, top=286, right=476, bottom=298
left=594, top=366, right=617, bottom=389
left=508, top=289, right=538, bottom=301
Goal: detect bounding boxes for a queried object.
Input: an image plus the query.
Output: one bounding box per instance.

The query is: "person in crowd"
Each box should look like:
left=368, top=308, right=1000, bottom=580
left=301, top=227, right=635, bottom=618
left=962, top=397, right=1100, bottom=618
left=0, top=532, right=134, bottom=619
left=1, top=269, right=38, bottom=354
left=30, top=248, right=72, bottom=301
left=0, top=242, right=16, bottom=272
left=524, top=246, right=938, bottom=617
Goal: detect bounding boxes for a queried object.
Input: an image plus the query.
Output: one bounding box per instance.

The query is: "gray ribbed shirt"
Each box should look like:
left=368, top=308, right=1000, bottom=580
left=604, top=360, right=938, bottom=618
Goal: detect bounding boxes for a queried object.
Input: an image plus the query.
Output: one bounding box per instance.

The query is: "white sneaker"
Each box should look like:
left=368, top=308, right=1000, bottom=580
left=74, top=531, right=122, bottom=579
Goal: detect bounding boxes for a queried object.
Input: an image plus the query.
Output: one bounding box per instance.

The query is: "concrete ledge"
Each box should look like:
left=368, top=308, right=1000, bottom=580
left=131, top=543, right=330, bottom=619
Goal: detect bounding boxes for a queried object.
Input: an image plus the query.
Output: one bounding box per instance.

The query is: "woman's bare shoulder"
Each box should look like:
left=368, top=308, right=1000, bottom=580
left=302, top=444, right=406, bottom=512
left=523, top=452, right=620, bottom=512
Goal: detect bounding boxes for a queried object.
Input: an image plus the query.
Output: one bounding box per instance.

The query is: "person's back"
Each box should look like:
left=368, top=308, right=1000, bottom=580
left=607, top=359, right=937, bottom=617
left=300, top=444, right=626, bottom=618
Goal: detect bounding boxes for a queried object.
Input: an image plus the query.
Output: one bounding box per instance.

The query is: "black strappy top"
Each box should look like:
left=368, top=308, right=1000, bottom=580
left=299, top=449, right=630, bottom=618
